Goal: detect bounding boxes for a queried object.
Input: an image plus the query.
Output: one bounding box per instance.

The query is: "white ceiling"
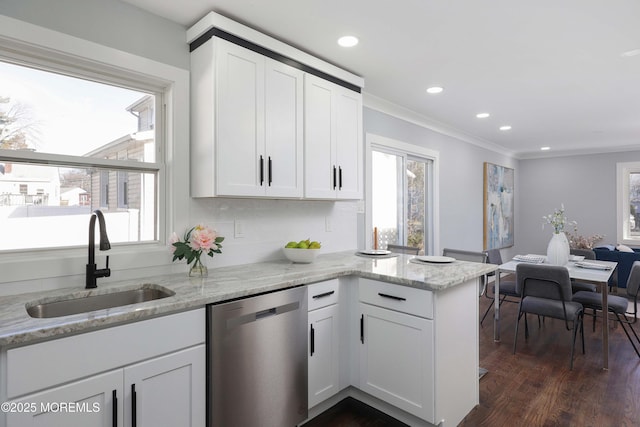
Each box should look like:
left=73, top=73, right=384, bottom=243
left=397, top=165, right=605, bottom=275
left=123, top=0, right=640, bottom=159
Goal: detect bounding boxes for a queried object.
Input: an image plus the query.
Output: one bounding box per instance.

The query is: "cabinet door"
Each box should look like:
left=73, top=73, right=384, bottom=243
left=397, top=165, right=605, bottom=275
left=359, top=303, right=435, bottom=422
left=216, top=39, right=265, bottom=196
left=304, top=74, right=336, bottom=199
left=308, top=304, right=340, bottom=408
left=124, top=345, right=205, bottom=427
left=265, top=59, right=304, bottom=197
left=6, top=370, right=122, bottom=427
left=335, top=88, right=363, bottom=199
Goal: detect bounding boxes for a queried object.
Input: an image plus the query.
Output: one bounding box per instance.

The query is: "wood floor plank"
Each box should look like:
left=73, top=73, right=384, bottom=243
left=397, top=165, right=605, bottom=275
left=460, top=294, right=640, bottom=426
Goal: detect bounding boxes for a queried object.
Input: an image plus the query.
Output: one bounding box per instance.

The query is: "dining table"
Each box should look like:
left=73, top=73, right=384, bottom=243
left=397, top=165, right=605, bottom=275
left=494, top=256, right=617, bottom=369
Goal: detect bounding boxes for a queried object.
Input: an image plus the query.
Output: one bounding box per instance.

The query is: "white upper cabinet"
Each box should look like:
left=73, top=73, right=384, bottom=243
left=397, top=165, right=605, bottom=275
left=191, top=37, right=303, bottom=198
left=304, top=74, right=363, bottom=199
left=189, top=13, right=364, bottom=200
left=264, top=60, right=304, bottom=197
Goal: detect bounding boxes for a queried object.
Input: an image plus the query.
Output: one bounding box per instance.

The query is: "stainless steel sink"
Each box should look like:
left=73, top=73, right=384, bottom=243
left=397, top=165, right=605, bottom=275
left=26, top=286, right=175, bottom=318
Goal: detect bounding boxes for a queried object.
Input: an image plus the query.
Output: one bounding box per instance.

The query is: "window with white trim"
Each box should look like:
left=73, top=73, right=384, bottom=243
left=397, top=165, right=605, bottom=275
left=617, top=161, right=640, bottom=245
left=365, top=134, right=439, bottom=255
left=0, top=57, right=162, bottom=251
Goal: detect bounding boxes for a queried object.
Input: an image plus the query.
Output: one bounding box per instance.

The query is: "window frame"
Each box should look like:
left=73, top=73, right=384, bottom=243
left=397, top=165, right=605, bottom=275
left=0, top=14, right=190, bottom=285
left=616, top=161, right=640, bottom=245
left=364, top=133, right=440, bottom=255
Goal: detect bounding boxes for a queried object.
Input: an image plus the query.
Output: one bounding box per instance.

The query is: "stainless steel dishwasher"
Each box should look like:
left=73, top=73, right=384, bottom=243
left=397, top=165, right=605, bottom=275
left=207, top=286, right=308, bottom=426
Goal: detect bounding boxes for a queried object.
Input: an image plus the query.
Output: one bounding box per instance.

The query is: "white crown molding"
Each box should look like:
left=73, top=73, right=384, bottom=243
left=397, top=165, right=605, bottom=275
left=517, top=144, right=640, bottom=160
left=362, top=92, right=515, bottom=158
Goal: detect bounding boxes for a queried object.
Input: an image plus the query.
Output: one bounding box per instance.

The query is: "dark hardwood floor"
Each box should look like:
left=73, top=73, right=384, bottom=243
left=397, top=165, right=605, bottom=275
left=306, top=289, right=640, bottom=426
left=303, top=397, right=408, bottom=427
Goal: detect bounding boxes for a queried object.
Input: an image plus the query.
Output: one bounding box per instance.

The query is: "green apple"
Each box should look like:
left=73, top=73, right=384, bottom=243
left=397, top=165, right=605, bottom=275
left=309, top=241, right=321, bottom=249
left=285, top=241, right=298, bottom=248
left=297, top=240, right=309, bottom=249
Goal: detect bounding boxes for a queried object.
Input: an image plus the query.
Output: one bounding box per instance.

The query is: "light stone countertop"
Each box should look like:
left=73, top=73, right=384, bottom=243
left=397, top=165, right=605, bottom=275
left=0, top=250, right=496, bottom=347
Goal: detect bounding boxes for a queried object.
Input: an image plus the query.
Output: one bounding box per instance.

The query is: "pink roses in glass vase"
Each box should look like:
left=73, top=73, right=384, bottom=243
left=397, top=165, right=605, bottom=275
left=170, top=225, right=224, bottom=277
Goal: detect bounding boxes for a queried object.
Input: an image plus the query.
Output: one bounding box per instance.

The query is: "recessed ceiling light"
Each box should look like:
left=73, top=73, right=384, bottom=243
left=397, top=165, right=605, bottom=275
left=426, top=86, right=443, bottom=94
left=476, top=113, right=490, bottom=119
left=541, top=146, right=551, bottom=151
left=337, top=36, right=359, bottom=47
left=621, top=49, right=640, bottom=57
left=499, top=125, right=512, bottom=131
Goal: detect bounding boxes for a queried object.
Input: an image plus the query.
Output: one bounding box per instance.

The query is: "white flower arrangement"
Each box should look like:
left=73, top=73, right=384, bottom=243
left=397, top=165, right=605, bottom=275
left=542, top=204, right=576, bottom=234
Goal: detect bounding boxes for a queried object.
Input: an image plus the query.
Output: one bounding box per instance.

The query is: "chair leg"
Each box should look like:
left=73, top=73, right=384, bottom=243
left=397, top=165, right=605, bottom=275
left=628, top=320, right=640, bottom=344
left=524, top=313, right=529, bottom=338
left=592, top=308, right=597, bottom=332
left=479, top=298, right=495, bottom=326
left=615, top=313, right=640, bottom=358
left=480, top=294, right=510, bottom=326
left=580, top=315, right=585, bottom=354
left=570, top=328, right=576, bottom=370
left=513, top=311, right=522, bottom=354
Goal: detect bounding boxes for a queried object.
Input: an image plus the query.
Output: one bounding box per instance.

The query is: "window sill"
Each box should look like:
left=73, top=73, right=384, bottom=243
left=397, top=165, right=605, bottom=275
left=0, top=243, right=172, bottom=285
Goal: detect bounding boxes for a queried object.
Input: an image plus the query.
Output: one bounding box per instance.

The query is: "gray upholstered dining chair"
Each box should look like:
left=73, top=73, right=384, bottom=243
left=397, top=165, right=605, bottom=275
left=480, top=248, right=519, bottom=326
left=442, top=248, right=488, bottom=263
left=569, top=248, right=597, bottom=293
left=572, top=261, right=640, bottom=358
left=513, top=263, right=585, bottom=370
left=442, top=248, right=488, bottom=295
left=386, top=244, right=420, bottom=255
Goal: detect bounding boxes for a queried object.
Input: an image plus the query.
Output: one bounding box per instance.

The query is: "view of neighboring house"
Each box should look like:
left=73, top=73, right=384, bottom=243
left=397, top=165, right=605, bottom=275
left=0, top=94, right=155, bottom=248
left=85, top=94, right=155, bottom=213
left=0, top=161, right=60, bottom=207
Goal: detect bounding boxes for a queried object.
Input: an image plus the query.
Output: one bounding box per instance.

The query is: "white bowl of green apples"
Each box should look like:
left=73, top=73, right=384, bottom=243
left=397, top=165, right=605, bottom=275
left=283, top=239, right=321, bottom=263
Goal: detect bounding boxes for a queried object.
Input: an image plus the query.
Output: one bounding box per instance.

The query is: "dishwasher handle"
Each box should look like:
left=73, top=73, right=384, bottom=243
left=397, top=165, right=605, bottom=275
left=226, top=301, right=300, bottom=329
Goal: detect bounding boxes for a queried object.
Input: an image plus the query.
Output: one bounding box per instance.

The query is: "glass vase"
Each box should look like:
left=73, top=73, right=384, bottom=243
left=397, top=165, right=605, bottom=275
left=546, top=232, right=570, bottom=266
left=189, top=257, right=208, bottom=278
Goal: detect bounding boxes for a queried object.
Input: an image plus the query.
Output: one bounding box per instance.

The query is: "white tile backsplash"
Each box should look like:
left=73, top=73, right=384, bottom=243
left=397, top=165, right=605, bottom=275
left=187, top=198, right=359, bottom=267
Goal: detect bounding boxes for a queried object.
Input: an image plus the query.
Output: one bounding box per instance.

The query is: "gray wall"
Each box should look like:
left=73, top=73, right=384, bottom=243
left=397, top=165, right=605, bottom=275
left=0, top=0, right=189, bottom=70
left=364, top=108, right=518, bottom=254
left=516, top=150, right=640, bottom=256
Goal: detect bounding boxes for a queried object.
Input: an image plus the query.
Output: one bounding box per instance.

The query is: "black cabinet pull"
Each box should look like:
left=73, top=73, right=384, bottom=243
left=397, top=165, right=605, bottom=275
left=338, top=166, right=343, bottom=190
left=268, top=156, right=272, bottom=186
left=131, top=384, right=137, bottom=427
left=333, top=166, right=337, bottom=189
left=312, top=290, right=335, bottom=299
left=112, top=389, right=117, bottom=427
left=378, top=292, right=406, bottom=301
left=360, top=314, right=364, bottom=343
left=259, top=155, right=264, bottom=186
left=310, top=324, right=315, bottom=356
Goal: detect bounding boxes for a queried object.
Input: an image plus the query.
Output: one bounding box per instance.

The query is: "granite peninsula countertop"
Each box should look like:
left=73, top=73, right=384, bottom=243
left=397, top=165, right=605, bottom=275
left=0, top=250, right=496, bottom=347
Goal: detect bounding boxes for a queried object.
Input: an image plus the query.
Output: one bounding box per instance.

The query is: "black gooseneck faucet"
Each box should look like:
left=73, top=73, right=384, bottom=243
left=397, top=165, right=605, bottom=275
left=86, top=209, right=111, bottom=289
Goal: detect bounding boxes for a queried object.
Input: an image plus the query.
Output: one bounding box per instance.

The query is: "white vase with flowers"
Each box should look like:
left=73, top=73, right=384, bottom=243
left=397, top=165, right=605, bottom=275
left=542, top=205, right=574, bottom=266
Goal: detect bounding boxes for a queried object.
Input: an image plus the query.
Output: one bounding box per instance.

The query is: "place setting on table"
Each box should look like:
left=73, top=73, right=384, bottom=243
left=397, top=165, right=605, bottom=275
left=409, top=255, right=456, bottom=265
left=355, top=249, right=398, bottom=259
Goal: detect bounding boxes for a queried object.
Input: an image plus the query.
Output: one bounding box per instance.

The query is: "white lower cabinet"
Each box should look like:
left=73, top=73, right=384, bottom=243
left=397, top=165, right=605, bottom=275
left=308, top=304, right=340, bottom=408
left=307, top=280, right=341, bottom=408
left=6, top=370, right=122, bottom=427
left=358, top=296, right=435, bottom=422
left=3, top=309, right=206, bottom=427
left=6, top=346, right=204, bottom=427
left=124, top=346, right=205, bottom=427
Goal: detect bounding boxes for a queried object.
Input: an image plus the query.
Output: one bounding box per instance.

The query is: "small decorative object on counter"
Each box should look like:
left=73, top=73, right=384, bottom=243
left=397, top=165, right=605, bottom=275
left=283, top=238, right=321, bottom=263
left=170, top=225, right=224, bottom=277
left=542, top=204, right=574, bottom=265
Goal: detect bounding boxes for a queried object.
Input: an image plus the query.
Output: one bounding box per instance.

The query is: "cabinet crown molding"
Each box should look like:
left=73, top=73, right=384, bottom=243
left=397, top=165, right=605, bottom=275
left=187, top=11, right=364, bottom=90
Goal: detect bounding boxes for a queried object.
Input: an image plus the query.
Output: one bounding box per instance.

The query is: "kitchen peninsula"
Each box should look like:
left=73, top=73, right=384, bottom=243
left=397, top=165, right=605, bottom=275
left=0, top=252, right=495, bottom=427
